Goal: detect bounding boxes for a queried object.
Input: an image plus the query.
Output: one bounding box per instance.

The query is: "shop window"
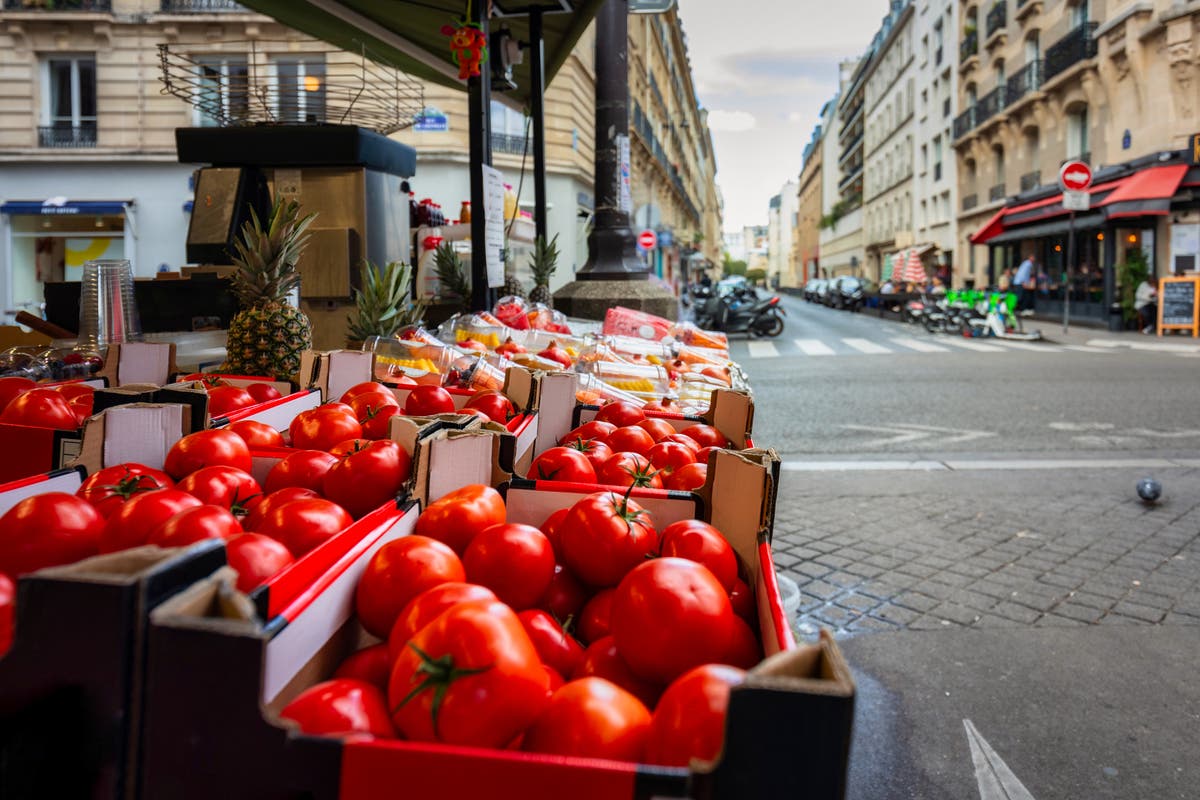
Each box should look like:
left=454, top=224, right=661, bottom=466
left=41, top=55, right=96, bottom=147
left=272, top=57, right=326, bottom=123
left=193, top=55, right=249, bottom=127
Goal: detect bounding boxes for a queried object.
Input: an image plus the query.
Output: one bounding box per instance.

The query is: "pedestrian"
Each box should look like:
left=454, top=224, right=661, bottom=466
left=930, top=276, right=947, bottom=295
left=1013, top=253, right=1037, bottom=316
left=998, top=267, right=1012, bottom=291
left=1135, top=275, right=1157, bottom=334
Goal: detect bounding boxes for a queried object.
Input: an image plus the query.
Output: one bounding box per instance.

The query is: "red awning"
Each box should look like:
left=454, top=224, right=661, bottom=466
left=969, top=208, right=1006, bottom=244
left=1098, top=164, right=1188, bottom=218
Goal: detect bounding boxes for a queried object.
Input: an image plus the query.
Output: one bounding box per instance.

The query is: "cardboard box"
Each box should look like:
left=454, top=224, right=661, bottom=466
left=0, top=466, right=87, bottom=517
left=299, top=349, right=375, bottom=404
left=94, top=342, right=179, bottom=388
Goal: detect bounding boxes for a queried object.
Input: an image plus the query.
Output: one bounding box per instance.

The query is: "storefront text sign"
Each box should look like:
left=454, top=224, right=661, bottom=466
left=482, top=165, right=505, bottom=288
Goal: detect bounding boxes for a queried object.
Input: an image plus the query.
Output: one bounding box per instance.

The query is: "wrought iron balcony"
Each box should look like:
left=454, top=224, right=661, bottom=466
left=4, top=0, right=110, bottom=8
left=1005, top=60, right=1043, bottom=104
left=38, top=124, right=96, bottom=148
left=953, top=106, right=977, bottom=139
left=976, top=84, right=1008, bottom=122
left=160, top=0, right=246, bottom=10
left=988, top=183, right=1007, bottom=202
left=1020, top=170, right=1041, bottom=191
left=962, top=193, right=979, bottom=211
left=960, top=31, right=979, bottom=63
left=1044, top=23, right=1098, bottom=82
left=491, top=133, right=526, bottom=155
left=985, top=2, right=1007, bottom=39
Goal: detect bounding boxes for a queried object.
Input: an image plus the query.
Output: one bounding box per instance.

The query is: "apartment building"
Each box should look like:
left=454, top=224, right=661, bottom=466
left=766, top=180, right=797, bottom=287
left=793, top=122, right=824, bottom=286
left=912, top=0, right=959, bottom=276
left=819, top=60, right=865, bottom=277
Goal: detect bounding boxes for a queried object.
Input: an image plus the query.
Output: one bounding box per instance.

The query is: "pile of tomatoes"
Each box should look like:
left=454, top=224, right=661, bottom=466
left=281, top=483, right=759, bottom=768
left=194, top=378, right=285, bottom=417
left=0, top=376, right=97, bottom=430
left=528, top=399, right=727, bottom=492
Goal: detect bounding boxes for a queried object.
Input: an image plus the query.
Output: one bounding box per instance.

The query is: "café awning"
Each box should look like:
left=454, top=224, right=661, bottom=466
left=0, top=200, right=130, bottom=216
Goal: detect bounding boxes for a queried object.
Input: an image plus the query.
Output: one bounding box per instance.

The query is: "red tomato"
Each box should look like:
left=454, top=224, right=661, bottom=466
left=457, top=407, right=490, bottom=422
left=560, top=420, right=616, bottom=445
left=290, top=407, right=363, bottom=452
left=681, top=424, right=728, bottom=449
left=729, top=577, right=756, bottom=624
left=0, top=493, right=104, bottom=576
left=334, top=644, right=393, bottom=691
left=646, top=442, right=697, bottom=476
left=596, top=452, right=662, bottom=489
left=723, top=615, right=762, bottom=669
left=611, top=558, right=737, bottom=684
left=605, top=426, right=656, bottom=456
left=539, top=564, right=588, bottom=621
left=529, top=447, right=597, bottom=484
left=572, top=636, right=662, bottom=709
left=0, top=573, right=13, bottom=654
left=346, top=390, right=399, bottom=415
left=163, top=429, right=252, bottom=480
left=636, top=417, right=677, bottom=442
left=386, top=582, right=499, bottom=662
left=78, top=463, right=174, bottom=518
left=245, top=382, right=283, bottom=404
left=148, top=504, right=241, bottom=548
left=563, top=437, right=613, bottom=474
left=387, top=599, right=549, bottom=747
left=351, top=395, right=402, bottom=441
left=56, top=383, right=95, bottom=424
left=255, top=498, right=352, bottom=558
left=543, top=665, right=565, bottom=694
left=464, top=390, right=516, bottom=423
left=0, top=388, right=78, bottom=430
left=264, top=450, right=338, bottom=494
left=413, top=485, right=506, bottom=556
left=518, top=609, right=584, bottom=677
left=340, top=382, right=395, bottom=403
left=206, top=385, right=255, bottom=417
left=577, top=588, right=615, bottom=644
left=225, top=532, right=293, bottom=592
left=560, top=492, right=659, bottom=588
left=643, top=664, right=745, bottom=767
left=403, top=385, right=456, bottom=416
left=538, top=508, right=569, bottom=561
left=243, top=487, right=319, bottom=532
left=463, top=523, right=555, bottom=610
left=280, top=679, right=396, bottom=739
left=594, top=401, right=645, bottom=427
left=666, top=462, right=707, bottom=492
left=659, top=520, right=738, bottom=592
left=227, top=419, right=284, bottom=449
left=0, top=377, right=36, bottom=413
left=323, top=440, right=411, bottom=518
left=98, top=490, right=202, bottom=554
left=661, top=433, right=701, bottom=452
left=355, top=535, right=465, bottom=638
left=692, top=446, right=721, bottom=465
left=524, top=677, right=651, bottom=761
left=177, top=466, right=262, bottom=513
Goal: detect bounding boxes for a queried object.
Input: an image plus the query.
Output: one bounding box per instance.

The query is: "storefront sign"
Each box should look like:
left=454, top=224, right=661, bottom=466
left=1157, top=276, right=1200, bottom=336
left=1062, top=190, right=1090, bottom=211
left=482, top=165, right=505, bottom=288
left=414, top=107, right=449, bottom=132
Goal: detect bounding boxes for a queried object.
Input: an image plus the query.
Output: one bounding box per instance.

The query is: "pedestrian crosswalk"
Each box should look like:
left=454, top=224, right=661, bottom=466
left=727, top=334, right=1185, bottom=360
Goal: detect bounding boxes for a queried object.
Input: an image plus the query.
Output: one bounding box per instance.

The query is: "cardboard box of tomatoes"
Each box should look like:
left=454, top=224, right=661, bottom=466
left=135, top=448, right=855, bottom=800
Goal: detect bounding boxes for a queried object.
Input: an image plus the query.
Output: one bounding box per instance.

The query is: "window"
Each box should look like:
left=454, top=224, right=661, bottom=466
left=921, top=143, right=929, bottom=172
left=933, top=136, right=943, bottom=181
left=966, top=84, right=977, bottom=107
left=272, top=57, right=326, bottom=123
left=994, top=146, right=1005, bottom=180
left=1067, top=105, right=1088, bottom=158
left=934, top=20, right=944, bottom=50
left=1024, top=33, right=1040, bottom=62
left=995, top=59, right=1005, bottom=87
left=193, top=55, right=249, bottom=127
left=1070, top=0, right=1088, bottom=28
left=42, top=55, right=96, bottom=146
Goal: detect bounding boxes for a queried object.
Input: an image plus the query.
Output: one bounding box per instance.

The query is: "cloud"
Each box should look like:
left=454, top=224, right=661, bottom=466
left=706, top=110, right=758, bottom=132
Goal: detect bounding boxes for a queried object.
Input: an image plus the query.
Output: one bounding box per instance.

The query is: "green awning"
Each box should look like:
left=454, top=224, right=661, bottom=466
left=234, top=0, right=604, bottom=111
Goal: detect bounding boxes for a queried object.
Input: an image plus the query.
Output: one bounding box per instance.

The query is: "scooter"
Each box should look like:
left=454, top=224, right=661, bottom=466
left=694, top=287, right=786, bottom=337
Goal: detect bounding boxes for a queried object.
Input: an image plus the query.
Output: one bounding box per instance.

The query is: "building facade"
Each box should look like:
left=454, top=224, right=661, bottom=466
left=819, top=60, right=865, bottom=277
left=793, top=122, right=824, bottom=287
left=912, top=0, right=959, bottom=276
left=766, top=180, right=797, bottom=287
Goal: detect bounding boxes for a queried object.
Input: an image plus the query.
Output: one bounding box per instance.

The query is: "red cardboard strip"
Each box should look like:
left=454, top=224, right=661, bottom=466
left=219, top=388, right=322, bottom=430
left=0, top=467, right=85, bottom=516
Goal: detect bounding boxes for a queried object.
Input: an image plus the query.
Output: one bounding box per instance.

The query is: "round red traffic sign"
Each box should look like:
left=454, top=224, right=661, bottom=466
left=1059, top=161, right=1093, bottom=192
left=637, top=229, right=657, bottom=249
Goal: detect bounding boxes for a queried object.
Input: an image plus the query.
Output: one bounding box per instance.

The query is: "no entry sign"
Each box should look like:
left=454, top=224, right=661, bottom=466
left=637, top=229, right=658, bottom=249
left=1059, top=161, right=1093, bottom=192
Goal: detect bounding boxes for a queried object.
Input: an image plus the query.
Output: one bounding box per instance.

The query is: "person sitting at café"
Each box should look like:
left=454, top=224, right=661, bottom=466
left=1135, top=276, right=1157, bottom=334
left=930, top=276, right=947, bottom=295
left=880, top=278, right=896, bottom=294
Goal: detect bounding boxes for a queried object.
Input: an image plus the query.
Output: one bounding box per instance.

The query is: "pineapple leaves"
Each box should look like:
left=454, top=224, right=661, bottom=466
left=230, top=198, right=317, bottom=310
left=347, top=260, right=423, bottom=342
left=434, top=243, right=471, bottom=312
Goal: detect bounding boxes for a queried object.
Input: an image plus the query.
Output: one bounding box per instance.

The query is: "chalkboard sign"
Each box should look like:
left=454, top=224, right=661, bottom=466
left=1157, top=276, right=1200, bottom=337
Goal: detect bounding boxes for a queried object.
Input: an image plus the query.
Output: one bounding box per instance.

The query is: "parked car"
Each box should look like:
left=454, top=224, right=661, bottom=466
left=803, top=279, right=825, bottom=302
left=815, top=279, right=838, bottom=306
left=831, top=276, right=877, bottom=311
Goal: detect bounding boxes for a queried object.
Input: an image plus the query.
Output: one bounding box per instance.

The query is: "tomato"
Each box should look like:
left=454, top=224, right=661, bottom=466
left=560, top=492, right=659, bottom=587
left=148, top=505, right=241, bottom=547
left=323, top=440, right=411, bottom=518
left=280, top=679, right=396, bottom=739
left=225, top=532, right=293, bottom=592
left=290, top=406, right=363, bottom=452
left=659, top=520, right=738, bottom=592
left=245, top=382, right=283, bottom=404
left=99, top=489, right=203, bottom=553
left=594, top=401, right=645, bottom=427
left=596, top=452, right=662, bottom=489
left=518, top=609, right=584, bottom=677
left=539, top=564, right=588, bottom=621
left=661, top=433, right=700, bottom=452
left=264, top=450, right=338, bottom=494
left=681, top=424, right=728, bottom=449
left=0, top=377, right=36, bottom=413
left=692, top=446, right=721, bottom=465
left=729, top=577, right=755, bottom=624
left=605, top=426, right=656, bottom=456
left=643, top=664, right=745, bottom=767
left=559, top=420, right=616, bottom=446
left=524, top=677, right=651, bottom=761
left=464, top=390, right=515, bottom=423
left=0, top=573, right=13, bottom=654
left=56, top=383, right=95, bottom=424
left=539, top=508, right=569, bottom=560
left=206, top=385, right=255, bottom=417
left=0, top=493, right=104, bottom=576
left=404, top=385, right=456, bottom=416
left=543, top=665, right=565, bottom=694
left=346, top=390, right=399, bottom=415
left=227, top=419, right=284, bottom=449
left=334, top=644, right=393, bottom=691
left=413, top=485, right=505, bottom=556
left=349, top=393, right=402, bottom=440
left=78, top=463, right=174, bottom=518
left=177, top=466, right=262, bottom=514
left=611, top=558, right=736, bottom=684
left=666, top=462, right=707, bottom=492
left=355, top=535, right=465, bottom=638
left=255, top=498, right=352, bottom=558
left=463, top=523, right=555, bottom=610
left=563, top=438, right=613, bottom=474
left=387, top=599, right=549, bottom=747
left=577, top=588, right=615, bottom=644
left=0, top=389, right=78, bottom=430
left=529, top=447, right=597, bottom=484
left=572, top=636, right=662, bottom=710
left=723, top=615, right=762, bottom=669
left=646, top=442, right=697, bottom=476
left=163, top=429, right=252, bottom=480
left=537, top=343, right=573, bottom=369
left=340, top=381, right=396, bottom=403
left=457, top=407, right=490, bottom=422
left=243, top=487, right=320, bottom=532
left=386, top=582, right=499, bottom=662
left=636, top=418, right=677, bottom=443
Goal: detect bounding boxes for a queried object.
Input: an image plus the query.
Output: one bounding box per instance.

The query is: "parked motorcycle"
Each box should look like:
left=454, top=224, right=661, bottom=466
left=693, top=285, right=786, bottom=337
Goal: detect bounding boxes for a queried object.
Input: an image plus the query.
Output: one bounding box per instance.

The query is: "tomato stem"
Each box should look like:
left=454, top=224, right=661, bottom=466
left=394, top=643, right=491, bottom=738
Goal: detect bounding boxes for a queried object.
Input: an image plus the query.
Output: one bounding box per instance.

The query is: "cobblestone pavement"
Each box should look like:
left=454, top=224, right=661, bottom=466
left=771, top=466, right=1200, bottom=637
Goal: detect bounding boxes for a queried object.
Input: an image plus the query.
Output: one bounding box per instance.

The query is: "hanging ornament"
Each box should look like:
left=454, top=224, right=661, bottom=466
left=442, top=11, right=488, bottom=81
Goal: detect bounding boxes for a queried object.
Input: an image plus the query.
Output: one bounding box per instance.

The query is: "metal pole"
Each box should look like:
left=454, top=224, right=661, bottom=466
left=468, top=2, right=493, bottom=312
left=1063, top=210, right=1074, bottom=334
left=529, top=8, right=548, bottom=243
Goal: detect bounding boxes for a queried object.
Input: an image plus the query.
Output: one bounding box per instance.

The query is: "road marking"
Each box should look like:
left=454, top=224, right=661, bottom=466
left=939, top=338, right=1007, bottom=353
left=964, top=719, right=1038, bottom=800
left=944, top=457, right=1179, bottom=470
left=891, top=336, right=949, bottom=353
left=839, top=423, right=997, bottom=448
left=1059, top=344, right=1111, bottom=353
left=843, top=338, right=892, bottom=354
left=782, top=460, right=951, bottom=471
left=1048, top=422, right=1115, bottom=431
left=746, top=341, right=780, bottom=358
left=1087, top=338, right=1200, bottom=353
left=794, top=338, right=836, bottom=356
left=987, top=340, right=1062, bottom=352
left=781, top=456, right=1190, bottom=471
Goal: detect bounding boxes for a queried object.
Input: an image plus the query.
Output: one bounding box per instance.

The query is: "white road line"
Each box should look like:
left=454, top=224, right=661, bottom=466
left=794, top=338, right=836, bottom=356
left=986, top=340, right=1062, bottom=352
left=781, top=457, right=1188, bottom=471
left=964, top=719, right=1038, bottom=800
left=890, top=336, right=949, bottom=353
left=939, top=338, right=1007, bottom=353
left=843, top=338, right=892, bottom=354
left=746, top=341, right=780, bottom=358
left=1060, top=344, right=1112, bottom=353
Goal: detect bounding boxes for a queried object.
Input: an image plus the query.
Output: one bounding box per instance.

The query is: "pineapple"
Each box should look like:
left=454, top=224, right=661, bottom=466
left=224, top=198, right=316, bottom=380
left=528, top=234, right=559, bottom=308
left=499, top=246, right=527, bottom=302
left=434, top=242, right=471, bottom=312
left=346, top=260, right=423, bottom=345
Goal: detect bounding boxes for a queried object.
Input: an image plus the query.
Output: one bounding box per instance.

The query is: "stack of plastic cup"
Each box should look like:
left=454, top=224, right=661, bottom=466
left=77, top=259, right=143, bottom=352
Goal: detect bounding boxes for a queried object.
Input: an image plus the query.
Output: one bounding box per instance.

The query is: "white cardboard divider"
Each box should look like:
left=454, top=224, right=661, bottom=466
left=115, top=342, right=175, bottom=386
left=233, top=390, right=323, bottom=432
left=426, top=434, right=495, bottom=502
left=532, top=372, right=578, bottom=454
left=504, top=484, right=697, bottom=532
left=102, top=405, right=185, bottom=470
left=0, top=470, right=84, bottom=516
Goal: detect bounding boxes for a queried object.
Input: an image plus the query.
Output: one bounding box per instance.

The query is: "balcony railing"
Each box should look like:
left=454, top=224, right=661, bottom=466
left=838, top=131, right=864, bottom=164
left=953, top=106, right=977, bottom=139
left=38, top=124, right=96, bottom=148
left=985, top=2, right=1007, bottom=39
left=160, top=0, right=245, bottom=10
left=491, top=133, right=526, bottom=155
left=4, top=0, right=110, bottom=8
left=1044, top=23, right=1098, bottom=82
left=977, top=85, right=1008, bottom=122
left=962, top=193, right=979, bottom=211
left=1005, top=59, right=1043, bottom=104
left=960, top=30, right=979, bottom=63
left=988, top=182, right=1007, bottom=202
left=1020, top=170, right=1041, bottom=191
left=838, top=164, right=864, bottom=192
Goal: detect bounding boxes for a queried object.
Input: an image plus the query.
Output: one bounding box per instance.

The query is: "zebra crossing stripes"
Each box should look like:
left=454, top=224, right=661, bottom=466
left=987, top=339, right=1063, bottom=353
left=937, top=338, right=1008, bottom=353
left=890, top=336, right=949, bottom=353
left=843, top=338, right=892, bottom=354
left=746, top=341, right=780, bottom=358
left=794, top=339, right=836, bottom=356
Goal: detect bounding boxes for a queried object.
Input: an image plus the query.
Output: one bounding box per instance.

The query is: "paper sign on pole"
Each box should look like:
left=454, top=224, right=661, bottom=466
left=482, top=165, right=506, bottom=288
left=1062, top=190, right=1090, bottom=211
left=617, top=134, right=632, bottom=215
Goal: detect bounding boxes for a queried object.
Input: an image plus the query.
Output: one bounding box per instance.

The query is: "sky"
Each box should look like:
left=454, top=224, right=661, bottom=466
left=676, top=0, right=891, bottom=234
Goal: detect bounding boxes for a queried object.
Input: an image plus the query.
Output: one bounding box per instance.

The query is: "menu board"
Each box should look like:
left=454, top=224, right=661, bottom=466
left=1158, top=276, right=1200, bottom=337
